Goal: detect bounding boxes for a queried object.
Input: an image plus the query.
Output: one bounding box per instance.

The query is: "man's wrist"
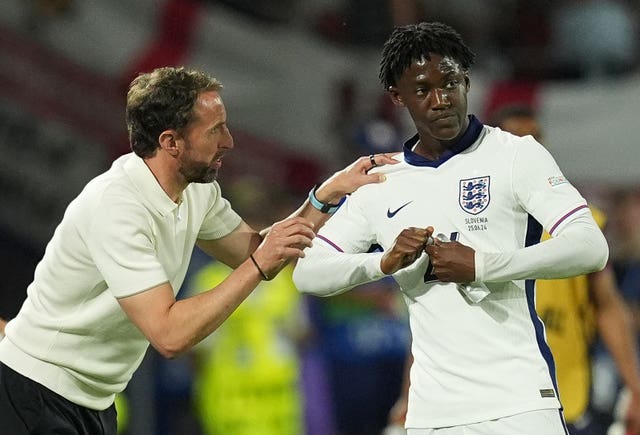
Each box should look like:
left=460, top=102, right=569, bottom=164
left=309, top=185, right=346, bottom=214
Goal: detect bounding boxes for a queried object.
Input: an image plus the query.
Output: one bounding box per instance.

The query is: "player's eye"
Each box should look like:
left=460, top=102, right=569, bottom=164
left=445, top=80, right=459, bottom=89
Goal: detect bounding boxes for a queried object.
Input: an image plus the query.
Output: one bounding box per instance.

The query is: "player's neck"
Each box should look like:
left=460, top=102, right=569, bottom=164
left=414, top=139, right=451, bottom=160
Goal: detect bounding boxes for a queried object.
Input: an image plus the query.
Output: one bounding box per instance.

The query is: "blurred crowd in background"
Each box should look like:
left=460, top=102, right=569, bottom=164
left=1, top=0, right=640, bottom=434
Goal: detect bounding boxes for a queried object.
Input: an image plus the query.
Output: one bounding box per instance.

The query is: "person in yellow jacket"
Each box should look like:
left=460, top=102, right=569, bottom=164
left=188, top=256, right=306, bottom=435
left=493, top=105, right=640, bottom=435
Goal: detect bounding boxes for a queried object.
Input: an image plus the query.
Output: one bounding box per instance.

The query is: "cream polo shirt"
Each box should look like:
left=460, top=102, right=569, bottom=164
left=0, top=153, right=242, bottom=410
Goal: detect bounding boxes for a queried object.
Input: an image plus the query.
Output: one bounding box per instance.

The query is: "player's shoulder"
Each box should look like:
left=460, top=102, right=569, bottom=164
left=484, top=125, right=539, bottom=147
left=482, top=126, right=548, bottom=163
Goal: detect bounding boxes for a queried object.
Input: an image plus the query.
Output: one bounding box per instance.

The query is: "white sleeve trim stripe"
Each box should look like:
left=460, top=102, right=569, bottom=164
left=316, top=234, right=344, bottom=252
left=549, top=204, right=589, bottom=235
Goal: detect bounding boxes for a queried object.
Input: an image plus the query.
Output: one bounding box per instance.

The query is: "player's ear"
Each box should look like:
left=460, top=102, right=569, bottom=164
left=388, top=86, right=405, bottom=107
left=159, top=130, right=180, bottom=156
left=464, top=74, right=471, bottom=91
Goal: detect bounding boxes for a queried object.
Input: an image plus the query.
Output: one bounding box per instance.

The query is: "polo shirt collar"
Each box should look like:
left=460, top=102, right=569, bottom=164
left=123, top=153, right=179, bottom=217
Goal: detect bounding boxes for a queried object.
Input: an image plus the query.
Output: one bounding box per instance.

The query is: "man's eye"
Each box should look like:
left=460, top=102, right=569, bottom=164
left=446, top=80, right=459, bottom=89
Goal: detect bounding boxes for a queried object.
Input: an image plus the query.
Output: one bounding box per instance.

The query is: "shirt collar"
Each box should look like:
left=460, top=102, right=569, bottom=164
left=403, top=114, right=484, bottom=167
left=123, top=153, right=179, bottom=217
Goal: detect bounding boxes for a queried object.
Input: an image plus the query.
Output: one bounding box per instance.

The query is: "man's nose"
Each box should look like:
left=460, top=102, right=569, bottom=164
left=431, top=88, right=449, bottom=107
left=223, top=126, right=234, bottom=149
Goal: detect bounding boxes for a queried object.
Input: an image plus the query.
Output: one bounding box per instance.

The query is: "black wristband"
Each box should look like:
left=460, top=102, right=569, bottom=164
left=249, top=254, right=269, bottom=280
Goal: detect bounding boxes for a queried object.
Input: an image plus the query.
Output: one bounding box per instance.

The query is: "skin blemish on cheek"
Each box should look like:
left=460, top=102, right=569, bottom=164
left=438, top=56, right=462, bottom=75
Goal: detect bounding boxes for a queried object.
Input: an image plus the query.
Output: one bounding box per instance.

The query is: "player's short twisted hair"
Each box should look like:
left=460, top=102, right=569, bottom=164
left=379, top=22, right=476, bottom=90
left=126, top=66, right=223, bottom=158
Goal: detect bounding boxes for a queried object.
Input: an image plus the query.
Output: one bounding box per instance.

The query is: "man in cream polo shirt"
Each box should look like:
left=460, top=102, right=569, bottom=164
left=0, top=66, right=395, bottom=434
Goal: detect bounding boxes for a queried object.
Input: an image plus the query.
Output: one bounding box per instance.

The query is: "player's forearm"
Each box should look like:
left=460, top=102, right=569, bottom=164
left=293, top=245, right=385, bottom=296
left=475, top=213, right=608, bottom=282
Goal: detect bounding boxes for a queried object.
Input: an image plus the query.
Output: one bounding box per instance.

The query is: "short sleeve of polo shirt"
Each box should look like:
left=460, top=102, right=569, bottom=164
left=511, top=137, right=587, bottom=234
left=197, top=186, right=242, bottom=240
left=88, top=190, right=169, bottom=298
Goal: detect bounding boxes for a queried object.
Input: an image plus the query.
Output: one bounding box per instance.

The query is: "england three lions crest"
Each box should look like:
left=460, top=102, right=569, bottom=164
left=459, top=176, right=490, bottom=215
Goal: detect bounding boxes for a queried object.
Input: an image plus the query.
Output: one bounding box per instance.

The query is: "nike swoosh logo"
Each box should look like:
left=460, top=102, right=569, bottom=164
left=387, top=201, right=413, bottom=218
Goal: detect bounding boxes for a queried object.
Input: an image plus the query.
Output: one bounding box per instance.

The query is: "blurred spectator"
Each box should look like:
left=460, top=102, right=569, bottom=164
left=351, top=94, right=403, bottom=157
left=24, top=0, right=75, bottom=31
left=311, top=0, right=394, bottom=46
left=330, top=77, right=408, bottom=168
left=547, top=0, right=639, bottom=80
left=183, top=177, right=308, bottom=435
left=308, top=275, right=410, bottom=435
left=506, top=0, right=554, bottom=80
left=211, top=0, right=299, bottom=24
left=592, top=189, right=640, bottom=432
left=491, top=105, right=640, bottom=435
left=190, top=261, right=306, bottom=435
left=418, top=0, right=516, bottom=70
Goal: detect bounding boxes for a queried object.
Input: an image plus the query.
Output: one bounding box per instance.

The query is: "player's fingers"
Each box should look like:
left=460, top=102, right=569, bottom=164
left=403, top=227, right=430, bottom=239
left=425, top=244, right=437, bottom=257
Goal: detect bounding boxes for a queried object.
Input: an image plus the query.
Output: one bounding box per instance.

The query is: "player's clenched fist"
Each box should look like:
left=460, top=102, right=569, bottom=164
left=381, top=226, right=434, bottom=275
left=424, top=236, right=476, bottom=283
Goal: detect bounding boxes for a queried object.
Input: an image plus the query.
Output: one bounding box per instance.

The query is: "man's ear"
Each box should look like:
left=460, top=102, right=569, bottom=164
left=159, top=130, right=179, bottom=156
left=388, top=86, right=404, bottom=107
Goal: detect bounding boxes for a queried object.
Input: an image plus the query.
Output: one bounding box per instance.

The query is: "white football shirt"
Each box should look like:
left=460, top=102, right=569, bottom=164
left=295, top=116, right=594, bottom=428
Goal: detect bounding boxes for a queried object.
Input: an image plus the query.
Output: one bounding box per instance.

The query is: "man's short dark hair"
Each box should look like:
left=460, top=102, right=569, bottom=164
left=379, top=21, right=476, bottom=90
left=126, top=66, right=223, bottom=158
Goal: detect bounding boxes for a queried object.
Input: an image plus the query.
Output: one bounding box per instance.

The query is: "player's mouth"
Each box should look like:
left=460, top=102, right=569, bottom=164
left=431, top=112, right=456, bottom=124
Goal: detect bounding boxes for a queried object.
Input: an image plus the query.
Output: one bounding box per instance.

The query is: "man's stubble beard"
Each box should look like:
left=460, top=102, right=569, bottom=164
left=179, top=156, right=219, bottom=184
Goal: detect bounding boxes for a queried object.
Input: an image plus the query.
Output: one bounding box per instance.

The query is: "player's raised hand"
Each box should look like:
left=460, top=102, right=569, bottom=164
left=425, top=235, right=476, bottom=282
left=251, top=216, right=316, bottom=279
left=314, top=153, right=399, bottom=204
left=381, top=226, right=434, bottom=275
